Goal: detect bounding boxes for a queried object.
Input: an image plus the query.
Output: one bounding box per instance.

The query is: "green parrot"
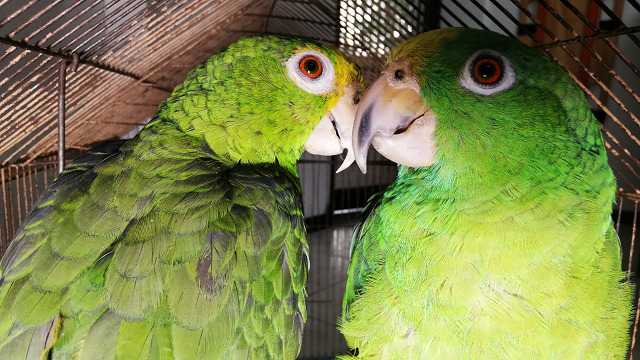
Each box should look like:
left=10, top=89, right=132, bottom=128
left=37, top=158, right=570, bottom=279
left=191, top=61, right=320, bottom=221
left=340, top=27, right=632, bottom=359
left=0, top=35, right=363, bottom=360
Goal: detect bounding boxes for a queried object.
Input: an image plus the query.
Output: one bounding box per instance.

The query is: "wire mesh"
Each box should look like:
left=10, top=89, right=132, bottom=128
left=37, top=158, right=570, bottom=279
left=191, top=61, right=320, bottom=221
left=298, top=150, right=397, bottom=359
left=1, top=0, right=640, bottom=359
left=0, top=155, right=58, bottom=256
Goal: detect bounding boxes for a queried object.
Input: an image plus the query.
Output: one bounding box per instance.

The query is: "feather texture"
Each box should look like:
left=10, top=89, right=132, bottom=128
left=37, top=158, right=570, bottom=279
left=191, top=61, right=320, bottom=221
left=0, top=35, right=363, bottom=359
left=341, top=28, right=632, bottom=360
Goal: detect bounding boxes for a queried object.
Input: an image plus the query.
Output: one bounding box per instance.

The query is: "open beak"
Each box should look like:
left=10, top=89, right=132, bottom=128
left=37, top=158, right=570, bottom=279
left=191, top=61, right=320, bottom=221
left=353, top=73, right=437, bottom=173
left=304, top=86, right=359, bottom=173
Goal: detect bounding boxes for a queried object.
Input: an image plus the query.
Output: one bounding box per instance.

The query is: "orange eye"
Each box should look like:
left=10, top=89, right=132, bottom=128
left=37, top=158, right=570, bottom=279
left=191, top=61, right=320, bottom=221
left=473, top=57, right=502, bottom=84
left=299, top=56, right=322, bottom=78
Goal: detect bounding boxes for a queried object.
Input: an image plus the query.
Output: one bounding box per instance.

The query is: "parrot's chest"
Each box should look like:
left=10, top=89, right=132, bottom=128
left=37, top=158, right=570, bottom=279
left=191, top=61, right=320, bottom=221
left=376, top=205, right=625, bottom=359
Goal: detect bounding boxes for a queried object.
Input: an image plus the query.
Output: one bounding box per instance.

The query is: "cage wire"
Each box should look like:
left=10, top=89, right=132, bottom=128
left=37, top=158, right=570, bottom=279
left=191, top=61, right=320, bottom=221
left=1, top=0, right=640, bottom=359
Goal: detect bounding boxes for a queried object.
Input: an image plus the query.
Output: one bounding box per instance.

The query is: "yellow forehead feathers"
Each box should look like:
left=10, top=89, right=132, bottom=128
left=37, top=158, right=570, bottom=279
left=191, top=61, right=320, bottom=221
left=388, top=27, right=461, bottom=69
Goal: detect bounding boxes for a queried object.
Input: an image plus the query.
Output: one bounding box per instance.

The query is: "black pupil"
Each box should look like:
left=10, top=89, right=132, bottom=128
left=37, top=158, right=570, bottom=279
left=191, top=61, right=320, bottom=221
left=395, top=69, right=404, bottom=80
left=305, top=59, right=319, bottom=74
left=477, top=60, right=497, bottom=79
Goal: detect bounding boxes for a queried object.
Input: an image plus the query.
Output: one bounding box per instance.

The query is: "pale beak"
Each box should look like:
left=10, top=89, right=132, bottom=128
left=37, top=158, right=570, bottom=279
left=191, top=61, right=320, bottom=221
left=353, top=73, right=437, bottom=173
left=304, top=87, right=359, bottom=173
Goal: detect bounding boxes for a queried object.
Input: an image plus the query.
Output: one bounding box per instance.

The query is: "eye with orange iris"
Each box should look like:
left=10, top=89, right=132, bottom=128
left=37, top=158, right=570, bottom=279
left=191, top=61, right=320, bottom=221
left=473, top=57, right=502, bottom=84
left=286, top=50, right=334, bottom=94
left=460, top=50, right=515, bottom=95
left=299, top=56, right=322, bottom=78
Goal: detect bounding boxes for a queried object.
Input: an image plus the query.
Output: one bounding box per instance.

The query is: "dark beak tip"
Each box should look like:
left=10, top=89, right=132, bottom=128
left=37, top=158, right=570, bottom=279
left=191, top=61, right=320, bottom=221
left=354, top=102, right=377, bottom=175
left=355, top=149, right=368, bottom=174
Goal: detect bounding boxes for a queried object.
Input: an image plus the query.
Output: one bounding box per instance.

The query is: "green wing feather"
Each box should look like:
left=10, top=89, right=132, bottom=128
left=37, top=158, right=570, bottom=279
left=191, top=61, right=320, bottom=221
left=0, top=129, right=308, bottom=360
left=0, top=34, right=363, bottom=360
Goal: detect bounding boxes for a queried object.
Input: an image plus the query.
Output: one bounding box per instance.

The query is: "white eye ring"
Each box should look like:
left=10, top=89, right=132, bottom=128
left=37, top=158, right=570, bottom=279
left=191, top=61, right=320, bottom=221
left=285, top=50, right=335, bottom=95
left=459, top=50, right=516, bottom=96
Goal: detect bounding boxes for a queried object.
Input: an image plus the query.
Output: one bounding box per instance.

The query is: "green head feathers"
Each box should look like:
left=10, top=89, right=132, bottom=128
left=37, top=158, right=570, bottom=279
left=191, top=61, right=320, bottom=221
left=156, top=35, right=363, bottom=169
left=354, top=27, right=612, bottom=200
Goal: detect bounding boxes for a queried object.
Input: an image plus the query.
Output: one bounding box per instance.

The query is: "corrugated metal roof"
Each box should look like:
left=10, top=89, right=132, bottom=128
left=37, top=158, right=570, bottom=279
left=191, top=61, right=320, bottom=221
left=267, top=0, right=339, bottom=44
left=0, top=0, right=276, bottom=165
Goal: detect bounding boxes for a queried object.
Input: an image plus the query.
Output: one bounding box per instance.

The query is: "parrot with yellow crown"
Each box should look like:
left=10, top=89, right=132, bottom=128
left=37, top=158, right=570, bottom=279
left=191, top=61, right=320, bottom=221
left=0, top=35, right=363, bottom=360
left=341, top=27, right=632, bottom=360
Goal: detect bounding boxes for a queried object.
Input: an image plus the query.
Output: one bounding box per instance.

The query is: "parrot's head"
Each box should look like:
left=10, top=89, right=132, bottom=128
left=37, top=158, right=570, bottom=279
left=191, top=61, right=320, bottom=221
left=158, top=36, right=363, bottom=171
left=353, top=28, right=607, bottom=190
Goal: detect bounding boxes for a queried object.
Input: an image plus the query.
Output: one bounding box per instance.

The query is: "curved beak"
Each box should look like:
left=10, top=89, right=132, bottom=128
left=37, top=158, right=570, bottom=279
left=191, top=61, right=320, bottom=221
left=304, top=85, right=360, bottom=173
left=353, top=74, right=437, bottom=173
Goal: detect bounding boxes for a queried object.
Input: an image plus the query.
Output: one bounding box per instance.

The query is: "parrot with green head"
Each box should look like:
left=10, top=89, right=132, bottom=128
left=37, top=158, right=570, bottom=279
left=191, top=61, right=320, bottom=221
left=0, top=35, right=363, bottom=360
left=340, top=27, right=632, bottom=359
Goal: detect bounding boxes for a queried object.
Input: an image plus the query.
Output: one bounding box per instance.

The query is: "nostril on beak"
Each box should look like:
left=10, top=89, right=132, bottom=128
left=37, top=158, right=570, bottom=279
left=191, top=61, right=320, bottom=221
left=353, top=90, right=362, bottom=105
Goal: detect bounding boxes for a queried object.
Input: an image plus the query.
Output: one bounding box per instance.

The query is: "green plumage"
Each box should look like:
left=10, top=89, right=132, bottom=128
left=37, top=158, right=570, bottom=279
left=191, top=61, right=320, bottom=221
left=341, top=28, right=632, bottom=359
left=0, top=36, right=361, bottom=359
